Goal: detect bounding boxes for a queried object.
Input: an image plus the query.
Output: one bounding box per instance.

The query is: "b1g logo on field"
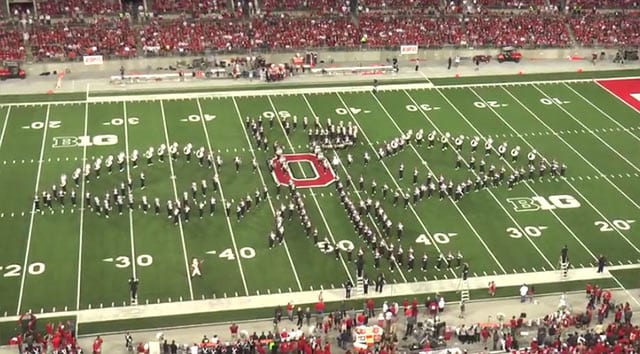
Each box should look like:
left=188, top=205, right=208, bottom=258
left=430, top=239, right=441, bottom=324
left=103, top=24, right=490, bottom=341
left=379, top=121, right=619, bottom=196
left=271, top=153, right=336, bottom=189
left=52, top=135, right=118, bottom=148
left=507, top=195, right=580, bottom=212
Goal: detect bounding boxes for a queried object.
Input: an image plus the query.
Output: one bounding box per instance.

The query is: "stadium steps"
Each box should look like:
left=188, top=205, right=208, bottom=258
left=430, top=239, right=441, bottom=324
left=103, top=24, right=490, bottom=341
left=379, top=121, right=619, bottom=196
left=565, top=22, right=577, bottom=46
left=0, top=0, right=7, bottom=18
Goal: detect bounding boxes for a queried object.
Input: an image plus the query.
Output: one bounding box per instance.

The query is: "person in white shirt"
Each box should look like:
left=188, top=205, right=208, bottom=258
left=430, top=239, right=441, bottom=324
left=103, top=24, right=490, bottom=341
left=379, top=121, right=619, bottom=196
left=519, top=284, right=528, bottom=303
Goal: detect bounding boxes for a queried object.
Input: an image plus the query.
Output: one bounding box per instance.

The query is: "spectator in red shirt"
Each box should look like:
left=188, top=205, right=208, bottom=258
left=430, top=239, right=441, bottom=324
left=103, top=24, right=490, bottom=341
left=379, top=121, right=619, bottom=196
left=229, top=323, right=238, bottom=340
left=365, top=298, right=375, bottom=318
left=92, top=335, right=103, bottom=354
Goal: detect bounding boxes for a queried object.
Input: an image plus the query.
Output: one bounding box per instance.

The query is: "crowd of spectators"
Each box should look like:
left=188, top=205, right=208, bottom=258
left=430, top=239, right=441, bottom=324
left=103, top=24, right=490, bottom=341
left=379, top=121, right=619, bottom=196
left=140, top=18, right=249, bottom=55
left=35, top=0, right=122, bottom=17
left=462, top=13, right=571, bottom=48
left=29, top=17, right=137, bottom=61
left=151, top=0, right=228, bottom=15
left=260, top=0, right=344, bottom=12
left=0, top=28, right=25, bottom=61
left=358, top=13, right=463, bottom=48
left=250, top=15, right=357, bottom=49
left=570, top=13, right=640, bottom=48
left=0, top=0, right=638, bottom=62
left=550, top=0, right=639, bottom=10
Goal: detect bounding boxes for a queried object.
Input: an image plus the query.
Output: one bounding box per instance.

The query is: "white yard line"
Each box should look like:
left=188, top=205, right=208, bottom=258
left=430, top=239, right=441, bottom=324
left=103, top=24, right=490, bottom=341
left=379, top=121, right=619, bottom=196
left=498, top=87, right=640, bottom=254
left=335, top=92, right=458, bottom=279
left=392, top=90, right=509, bottom=273
left=230, top=98, right=303, bottom=292
left=0, top=107, right=12, bottom=148
left=75, top=87, right=90, bottom=310
left=265, top=96, right=355, bottom=285
left=122, top=102, right=138, bottom=280
left=300, top=94, right=409, bottom=283
left=592, top=79, right=640, bottom=115
left=451, top=88, right=610, bottom=258
left=564, top=83, right=640, bottom=143
left=437, top=88, right=600, bottom=265
left=159, top=100, right=195, bottom=300
left=533, top=84, right=640, bottom=176
left=17, top=105, right=50, bottom=315
left=195, top=98, right=249, bottom=296
left=608, top=272, right=640, bottom=307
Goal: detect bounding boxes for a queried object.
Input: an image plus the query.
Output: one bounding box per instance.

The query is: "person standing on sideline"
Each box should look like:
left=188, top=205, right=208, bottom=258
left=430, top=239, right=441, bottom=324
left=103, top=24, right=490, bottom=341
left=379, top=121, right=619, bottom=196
left=128, top=278, right=139, bottom=302
left=92, top=336, right=103, bottom=354
left=286, top=302, right=294, bottom=321
left=458, top=300, right=465, bottom=318
left=344, top=280, right=353, bottom=299
left=447, top=57, right=452, bottom=70
left=597, top=255, right=606, bottom=272
left=519, top=284, right=528, bottom=303
left=229, top=323, right=238, bottom=340
left=415, top=58, right=420, bottom=71
left=560, top=245, right=569, bottom=264
left=124, top=332, right=133, bottom=352
left=528, top=285, right=535, bottom=303
left=488, top=281, right=496, bottom=297
left=375, top=273, right=385, bottom=293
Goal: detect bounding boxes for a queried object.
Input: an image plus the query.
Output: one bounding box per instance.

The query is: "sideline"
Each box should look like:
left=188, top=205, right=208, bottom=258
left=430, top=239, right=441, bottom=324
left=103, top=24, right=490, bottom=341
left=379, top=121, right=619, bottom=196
left=1, top=76, right=639, bottom=108
left=0, top=264, right=636, bottom=326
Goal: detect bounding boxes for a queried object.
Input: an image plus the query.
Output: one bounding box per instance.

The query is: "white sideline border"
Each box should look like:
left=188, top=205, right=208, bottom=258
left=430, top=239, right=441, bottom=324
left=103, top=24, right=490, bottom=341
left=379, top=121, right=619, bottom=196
left=1, top=76, right=639, bottom=108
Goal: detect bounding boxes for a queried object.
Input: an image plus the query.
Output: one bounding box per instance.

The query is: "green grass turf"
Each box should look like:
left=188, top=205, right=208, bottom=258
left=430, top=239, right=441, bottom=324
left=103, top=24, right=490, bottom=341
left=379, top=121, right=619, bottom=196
left=0, top=73, right=639, bottom=337
left=609, top=268, right=640, bottom=290
left=76, top=277, right=619, bottom=336
left=429, top=68, right=640, bottom=86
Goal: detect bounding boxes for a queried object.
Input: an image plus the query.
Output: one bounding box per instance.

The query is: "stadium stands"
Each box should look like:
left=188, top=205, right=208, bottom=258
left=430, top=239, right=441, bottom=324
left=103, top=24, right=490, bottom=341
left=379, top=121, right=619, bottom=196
left=140, top=18, right=249, bottom=55
left=358, top=13, right=462, bottom=48
left=358, top=0, right=442, bottom=10
left=0, top=28, right=25, bottom=60
left=570, top=13, right=640, bottom=47
left=463, top=13, right=571, bottom=48
left=35, top=0, right=122, bottom=16
left=150, top=0, right=228, bottom=14
left=29, top=18, right=136, bottom=61
left=250, top=15, right=357, bottom=49
left=260, top=0, right=343, bottom=12
left=0, top=0, right=638, bottom=61
left=550, top=0, right=639, bottom=10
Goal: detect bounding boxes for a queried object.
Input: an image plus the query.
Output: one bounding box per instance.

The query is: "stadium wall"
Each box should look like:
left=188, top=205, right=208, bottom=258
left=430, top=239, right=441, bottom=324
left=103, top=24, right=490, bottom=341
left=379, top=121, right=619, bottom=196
left=25, top=47, right=629, bottom=75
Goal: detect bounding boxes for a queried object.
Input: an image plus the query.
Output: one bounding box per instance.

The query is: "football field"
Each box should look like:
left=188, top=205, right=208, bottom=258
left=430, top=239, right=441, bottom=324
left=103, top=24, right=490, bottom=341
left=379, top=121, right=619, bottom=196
left=0, top=75, right=640, bottom=319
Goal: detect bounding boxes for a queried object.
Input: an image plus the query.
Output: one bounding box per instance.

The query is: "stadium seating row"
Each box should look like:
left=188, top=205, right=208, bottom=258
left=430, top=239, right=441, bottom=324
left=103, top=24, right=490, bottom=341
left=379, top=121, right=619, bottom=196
left=1, top=12, right=638, bottom=61
left=2, top=0, right=637, bottom=16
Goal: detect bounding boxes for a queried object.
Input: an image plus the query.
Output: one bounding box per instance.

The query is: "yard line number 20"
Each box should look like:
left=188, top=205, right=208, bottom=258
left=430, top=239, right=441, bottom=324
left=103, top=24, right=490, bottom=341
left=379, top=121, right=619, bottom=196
left=2, top=262, right=46, bottom=278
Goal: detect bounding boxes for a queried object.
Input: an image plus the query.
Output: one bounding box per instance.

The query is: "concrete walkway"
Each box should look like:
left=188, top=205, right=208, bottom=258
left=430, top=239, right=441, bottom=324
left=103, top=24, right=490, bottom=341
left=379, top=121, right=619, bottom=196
left=2, top=288, right=638, bottom=354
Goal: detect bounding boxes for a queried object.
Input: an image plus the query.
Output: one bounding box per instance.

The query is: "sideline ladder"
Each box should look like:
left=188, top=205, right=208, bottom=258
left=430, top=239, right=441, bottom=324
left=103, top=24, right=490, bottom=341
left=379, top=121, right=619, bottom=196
left=356, top=276, right=364, bottom=296
left=459, top=279, right=470, bottom=302
left=560, top=261, right=570, bottom=278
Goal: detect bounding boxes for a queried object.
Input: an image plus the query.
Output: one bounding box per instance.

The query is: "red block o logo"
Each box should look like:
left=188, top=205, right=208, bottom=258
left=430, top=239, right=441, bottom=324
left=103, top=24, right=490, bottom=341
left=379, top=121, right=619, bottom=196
left=271, top=153, right=336, bottom=188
